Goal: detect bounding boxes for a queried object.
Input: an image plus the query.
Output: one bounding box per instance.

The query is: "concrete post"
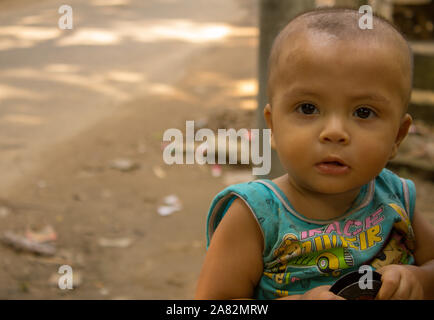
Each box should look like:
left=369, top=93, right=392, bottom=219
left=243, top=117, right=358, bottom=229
left=256, top=0, right=315, bottom=179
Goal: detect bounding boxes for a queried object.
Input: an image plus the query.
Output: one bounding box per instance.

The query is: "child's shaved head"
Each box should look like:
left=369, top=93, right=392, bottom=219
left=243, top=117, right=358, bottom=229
left=267, top=7, right=413, bottom=114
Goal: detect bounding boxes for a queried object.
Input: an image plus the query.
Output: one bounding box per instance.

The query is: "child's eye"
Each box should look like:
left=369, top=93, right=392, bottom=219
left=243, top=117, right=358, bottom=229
left=354, top=107, right=377, bottom=119
left=295, top=103, right=319, bottom=115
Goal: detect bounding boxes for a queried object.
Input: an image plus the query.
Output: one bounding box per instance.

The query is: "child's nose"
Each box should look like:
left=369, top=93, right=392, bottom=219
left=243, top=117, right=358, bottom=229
left=318, top=117, right=350, bottom=145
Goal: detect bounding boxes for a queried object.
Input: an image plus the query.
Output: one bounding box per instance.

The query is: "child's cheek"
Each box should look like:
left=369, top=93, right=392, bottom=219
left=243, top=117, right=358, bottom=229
left=352, top=135, right=394, bottom=168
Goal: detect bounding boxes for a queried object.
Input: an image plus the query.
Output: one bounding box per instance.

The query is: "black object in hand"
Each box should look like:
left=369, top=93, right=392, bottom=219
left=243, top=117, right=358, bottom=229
left=330, top=270, right=382, bottom=300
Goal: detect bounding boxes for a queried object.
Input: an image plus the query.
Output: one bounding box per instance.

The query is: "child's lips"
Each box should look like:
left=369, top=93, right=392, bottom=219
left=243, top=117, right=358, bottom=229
left=315, top=158, right=350, bottom=175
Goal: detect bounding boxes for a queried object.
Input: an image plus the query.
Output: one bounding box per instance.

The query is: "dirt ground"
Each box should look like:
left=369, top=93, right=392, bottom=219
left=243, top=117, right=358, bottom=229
left=0, top=21, right=262, bottom=298
left=0, top=2, right=433, bottom=300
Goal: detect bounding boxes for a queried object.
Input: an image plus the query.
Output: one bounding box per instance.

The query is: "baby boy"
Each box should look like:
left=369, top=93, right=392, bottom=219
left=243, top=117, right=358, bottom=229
left=195, top=7, right=434, bottom=300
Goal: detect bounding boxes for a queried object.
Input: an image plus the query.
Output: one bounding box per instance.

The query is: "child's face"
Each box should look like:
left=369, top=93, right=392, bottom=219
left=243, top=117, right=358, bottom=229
left=264, top=31, right=412, bottom=195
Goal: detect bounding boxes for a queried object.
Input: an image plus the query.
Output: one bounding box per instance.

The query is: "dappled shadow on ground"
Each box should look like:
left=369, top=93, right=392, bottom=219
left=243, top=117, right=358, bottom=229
left=0, top=0, right=432, bottom=300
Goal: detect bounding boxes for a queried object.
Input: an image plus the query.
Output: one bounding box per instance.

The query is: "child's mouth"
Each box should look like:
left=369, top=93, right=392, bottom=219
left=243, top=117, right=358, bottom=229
left=315, top=160, right=350, bottom=175
left=324, top=161, right=344, bottom=166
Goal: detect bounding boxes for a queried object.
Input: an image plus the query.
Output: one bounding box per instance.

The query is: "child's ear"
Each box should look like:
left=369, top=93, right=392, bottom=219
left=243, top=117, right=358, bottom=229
left=263, top=104, right=276, bottom=149
left=390, top=113, right=412, bottom=160
left=263, top=104, right=273, bottom=129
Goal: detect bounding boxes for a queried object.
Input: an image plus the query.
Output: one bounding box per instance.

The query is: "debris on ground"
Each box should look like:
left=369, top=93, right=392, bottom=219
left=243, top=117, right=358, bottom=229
left=211, top=164, right=222, bottom=177
left=25, top=249, right=85, bottom=267
left=157, top=194, right=182, bottom=216
left=157, top=206, right=179, bottom=216
left=191, top=108, right=255, bottom=132
left=98, top=237, right=132, bottom=248
left=110, top=158, right=140, bottom=172
left=1, top=231, right=56, bottom=256
left=152, top=165, right=167, bottom=179
left=25, top=225, right=57, bottom=243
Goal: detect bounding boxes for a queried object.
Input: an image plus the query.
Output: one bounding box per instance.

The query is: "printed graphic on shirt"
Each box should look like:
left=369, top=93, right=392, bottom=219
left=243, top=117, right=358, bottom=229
left=387, top=203, right=415, bottom=249
left=263, top=203, right=415, bottom=292
left=370, top=203, right=415, bottom=269
left=265, top=207, right=384, bottom=271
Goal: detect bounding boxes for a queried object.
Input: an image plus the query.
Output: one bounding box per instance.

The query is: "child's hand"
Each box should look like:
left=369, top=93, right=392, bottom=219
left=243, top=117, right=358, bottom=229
left=301, top=285, right=346, bottom=300
left=279, top=285, right=345, bottom=300
left=376, top=265, right=424, bottom=300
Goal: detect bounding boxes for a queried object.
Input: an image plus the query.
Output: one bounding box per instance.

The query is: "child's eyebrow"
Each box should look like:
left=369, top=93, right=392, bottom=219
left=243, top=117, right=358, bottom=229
left=282, top=88, right=390, bottom=104
left=349, top=93, right=390, bottom=104
left=282, top=88, right=321, bottom=100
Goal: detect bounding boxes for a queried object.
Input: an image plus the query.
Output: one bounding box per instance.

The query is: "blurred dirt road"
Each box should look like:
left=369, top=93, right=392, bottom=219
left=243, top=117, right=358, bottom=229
left=0, top=0, right=253, bottom=193
left=0, top=0, right=259, bottom=299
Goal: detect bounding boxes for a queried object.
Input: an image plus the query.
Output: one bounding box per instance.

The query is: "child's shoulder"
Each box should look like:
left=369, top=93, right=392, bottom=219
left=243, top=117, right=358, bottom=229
left=377, top=167, right=407, bottom=183
left=376, top=168, right=415, bottom=194
left=375, top=168, right=416, bottom=220
left=210, top=179, right=277, bottom=207
left=206, top=179, right=281, bottom=248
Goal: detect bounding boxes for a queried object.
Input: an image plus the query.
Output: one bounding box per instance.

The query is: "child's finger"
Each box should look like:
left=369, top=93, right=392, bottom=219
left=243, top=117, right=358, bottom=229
left=395, top=274, right=423, bottom=300
left=409, top=283, right=424, bottom=300
left=316, top=291, right=346, bottom=300
left=376, top=269, right=401, bottom=300
left=318, top=285, right=346, bottom=300
left=389, top=276, right=411, bottom=300
left=301, top=285, right=345, bottom=300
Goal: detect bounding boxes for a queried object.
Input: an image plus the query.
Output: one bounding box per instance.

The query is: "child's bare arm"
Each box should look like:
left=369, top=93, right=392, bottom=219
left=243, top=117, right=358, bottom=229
left=195, top=198, right=264, bottom=299
left=377, top=209, right=434, bottom=299
left=195, top=198, right=345, bottom=300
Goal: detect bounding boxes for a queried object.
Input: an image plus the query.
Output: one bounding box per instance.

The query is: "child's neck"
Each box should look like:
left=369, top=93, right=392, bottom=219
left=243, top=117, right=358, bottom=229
left=273, top=174, right=362, bottom=221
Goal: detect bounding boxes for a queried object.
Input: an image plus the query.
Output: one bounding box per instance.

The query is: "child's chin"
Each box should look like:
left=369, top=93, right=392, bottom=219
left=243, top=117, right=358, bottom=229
left=309, top=180, right=358, bottom=195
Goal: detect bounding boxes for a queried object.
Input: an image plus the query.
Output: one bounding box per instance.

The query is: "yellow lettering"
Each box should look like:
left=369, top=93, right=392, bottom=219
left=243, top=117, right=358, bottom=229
left=331, top=234, right=337, bottom=247
left=359, top=231, right=367, bottom=250
left=322, top=234, right=332, bottom=249
left=367, top=225, right=382, bottom=248
left=345, top=237, right=359, bottom=250
left=339, top=236, right=348, bottom=248
left=340, top=236, right=358, bottom=249
left=314, top=237, right=324, bottom=251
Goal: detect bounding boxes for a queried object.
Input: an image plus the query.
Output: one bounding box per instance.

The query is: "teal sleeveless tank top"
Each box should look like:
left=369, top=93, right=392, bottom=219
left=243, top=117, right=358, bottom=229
left=206, top=168, right=416, bottom=299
